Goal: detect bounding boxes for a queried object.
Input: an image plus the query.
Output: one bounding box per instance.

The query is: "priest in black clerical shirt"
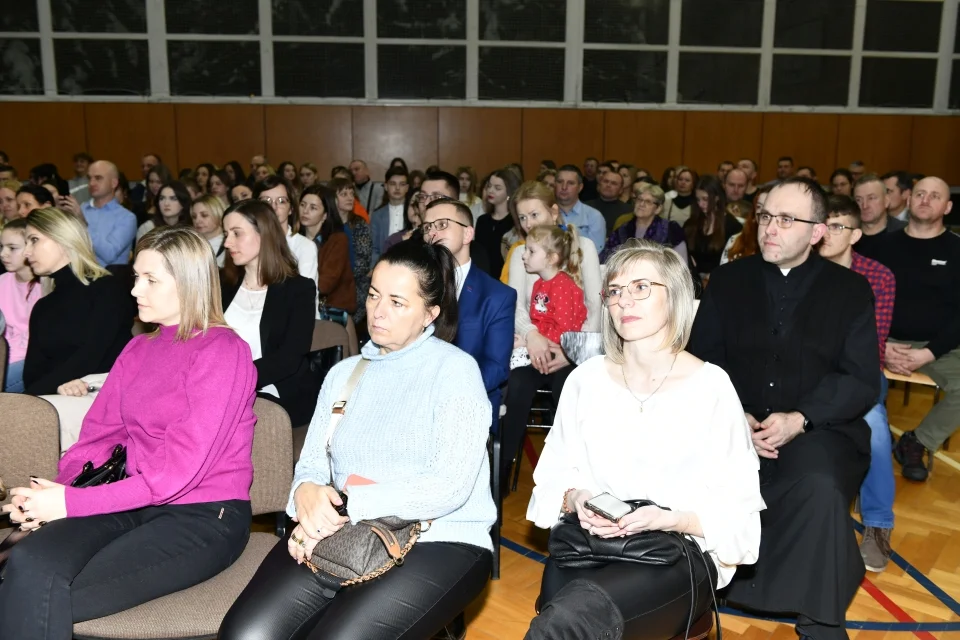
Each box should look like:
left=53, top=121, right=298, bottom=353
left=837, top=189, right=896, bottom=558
left=688, top=177, right=879, bottom=640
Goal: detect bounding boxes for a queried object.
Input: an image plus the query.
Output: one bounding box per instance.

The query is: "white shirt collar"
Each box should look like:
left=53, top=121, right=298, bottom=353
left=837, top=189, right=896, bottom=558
left=455, top=260, right=472, bottom=300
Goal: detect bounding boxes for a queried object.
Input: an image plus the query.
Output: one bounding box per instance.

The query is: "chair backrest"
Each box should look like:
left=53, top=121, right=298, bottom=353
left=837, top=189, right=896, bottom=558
left=311, top=320, right=349, bottom=354
left=0, top=336, right=6, bottom=390
left=0, top=394, right=60, bottom=507
left=250, top=398, right=294, bottom=517
left=345, top=316, right=360, bottom=356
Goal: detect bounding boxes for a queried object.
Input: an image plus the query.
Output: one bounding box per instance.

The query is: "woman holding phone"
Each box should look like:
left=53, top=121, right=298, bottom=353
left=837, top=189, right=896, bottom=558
left=526, top=241, right=764, bottom=638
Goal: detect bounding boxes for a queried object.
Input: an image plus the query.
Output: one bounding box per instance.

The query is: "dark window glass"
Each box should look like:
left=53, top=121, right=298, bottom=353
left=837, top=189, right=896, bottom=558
left=53, top=0, right=146, bottom=33
left=168, top=41, right=261, bottom=96
left=774, top=0, right=855, bottom=50
left=680, top=0, right=763, bottom=47
left=55, top=39, right=149, bottom=95
left=272, top=0, right=363, bottom=37
left=165, top=0, right=259, bottom=35
left=859, top=57, right=935, bottom=108
left=864, top=0, right=942, bottom=53
left=678, top=52, right=759, bottom=104
left=377, top=0, right=465, bottom=39
left=1, top=2, right=39, bottom=31
left=950, top=60, right=960, bottom=109
left=378, top=45, right=465, bottom=99
left=479, top=47, right=563, bottom=101
left=479, top=0, right=565, bottom=42
left=771, top=55, right=849, bottom=106
left=0, top=39, right=43, bottom=94
left=274, top=43, right=365, bottom=98
left=582, top=50, right=667, bottom=103
left=584, top=0, right=669, bottom=45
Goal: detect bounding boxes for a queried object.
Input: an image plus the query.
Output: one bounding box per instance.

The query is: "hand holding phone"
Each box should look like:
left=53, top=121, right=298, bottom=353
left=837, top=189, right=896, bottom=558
left=584, top=493, right=634, bottom=522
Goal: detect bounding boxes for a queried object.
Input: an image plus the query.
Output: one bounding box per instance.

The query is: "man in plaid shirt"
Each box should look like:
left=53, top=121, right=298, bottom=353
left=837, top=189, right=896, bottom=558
left=820, top=195, right=896, bottom=573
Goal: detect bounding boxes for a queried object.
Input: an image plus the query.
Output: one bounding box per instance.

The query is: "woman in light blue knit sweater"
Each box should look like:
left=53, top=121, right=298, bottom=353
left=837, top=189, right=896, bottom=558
left=221, top=239, right=496, bottom=640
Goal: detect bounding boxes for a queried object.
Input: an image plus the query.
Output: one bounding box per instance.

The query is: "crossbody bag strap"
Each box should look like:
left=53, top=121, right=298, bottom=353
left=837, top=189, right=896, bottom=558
left=326, top=358, right=371, bottom=485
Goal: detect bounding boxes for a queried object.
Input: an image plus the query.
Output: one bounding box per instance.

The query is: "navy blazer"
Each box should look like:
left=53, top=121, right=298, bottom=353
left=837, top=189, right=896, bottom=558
left=455, top=264, right=517, bottom=433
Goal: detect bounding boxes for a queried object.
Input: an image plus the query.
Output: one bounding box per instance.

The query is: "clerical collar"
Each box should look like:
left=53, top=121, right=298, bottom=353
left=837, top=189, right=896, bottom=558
left=764, top=251, right=820, bottom=278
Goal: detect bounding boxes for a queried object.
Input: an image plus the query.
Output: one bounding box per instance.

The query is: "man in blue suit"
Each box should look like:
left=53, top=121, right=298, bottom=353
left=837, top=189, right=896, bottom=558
left=422, top=195, right=516, bottom=433
left=370, top=166, right=410, bottom=265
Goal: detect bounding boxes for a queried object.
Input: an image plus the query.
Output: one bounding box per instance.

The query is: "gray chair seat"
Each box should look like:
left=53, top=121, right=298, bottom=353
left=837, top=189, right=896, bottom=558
left=73, top=532, right=278, bottom=640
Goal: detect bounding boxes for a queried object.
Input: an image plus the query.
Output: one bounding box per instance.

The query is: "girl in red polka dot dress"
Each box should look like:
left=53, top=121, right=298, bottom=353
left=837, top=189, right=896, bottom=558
left=511, top=224, right=587, bottom=369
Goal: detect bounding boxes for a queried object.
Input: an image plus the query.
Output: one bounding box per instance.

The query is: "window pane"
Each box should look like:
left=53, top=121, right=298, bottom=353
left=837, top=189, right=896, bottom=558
left=582, top=50, right=667, bottom=103
left=680, top=0, right=763, bottom=48
left=584, top=0, right=669, bottom=45
left=272, top=0, right=363, bottom=37
left=771, top=55, right=849, bottom=106
left=53, top=0, right=146, bottom=33
left=480, top=0, right=564, bottom=42
left=55, top=40, right=149, bottom=95
left=274, top=43, right=364, bottom=98
left=168, top=41, right=261, bottom=96
left=479, top=47, right=563, bottom=101
left=166, top=0, right=259, bottom=35
left=0, top=39, right=43, bottom=94
left=859, top=57, right=935, bottom=108
left=378, top=45, right=465, bottom=99
left=1, top=2, right=38, bottom=31
left=774, top=0, right=854, bottom=50
left=679, top=52, right=759, bottom=104
left=377, top=0, right=465, bottom=39
left=951, top=60, right=960, bottom=109
left=864, top=0, right=942, bottom=53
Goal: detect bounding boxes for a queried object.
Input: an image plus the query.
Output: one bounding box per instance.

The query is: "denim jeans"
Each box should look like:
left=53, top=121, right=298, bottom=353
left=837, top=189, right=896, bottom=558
left=3, top=359, right=24, bottom=393
left=860, top=374, right=894, bottom=529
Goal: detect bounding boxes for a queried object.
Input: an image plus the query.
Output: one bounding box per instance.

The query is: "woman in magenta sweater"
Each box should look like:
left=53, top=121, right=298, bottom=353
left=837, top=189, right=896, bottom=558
left=0, top=227, right=258, bottom=638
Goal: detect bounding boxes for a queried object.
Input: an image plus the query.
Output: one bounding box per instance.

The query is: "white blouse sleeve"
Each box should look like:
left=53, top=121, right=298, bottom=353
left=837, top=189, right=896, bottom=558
left=688, top=372, right=764, bottom=570
left=579, top=238, right=602, bottom=332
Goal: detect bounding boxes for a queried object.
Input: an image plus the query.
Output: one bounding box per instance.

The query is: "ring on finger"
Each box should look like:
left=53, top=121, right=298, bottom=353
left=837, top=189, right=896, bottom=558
left=291, top=533, right=304, bottom=546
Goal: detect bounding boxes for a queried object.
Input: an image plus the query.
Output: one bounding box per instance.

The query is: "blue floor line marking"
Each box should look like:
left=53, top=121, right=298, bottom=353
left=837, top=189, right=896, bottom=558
left=499, top=535, right=960, bottom=632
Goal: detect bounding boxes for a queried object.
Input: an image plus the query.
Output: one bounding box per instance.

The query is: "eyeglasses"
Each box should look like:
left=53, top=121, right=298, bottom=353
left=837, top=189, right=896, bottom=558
left=825, top=222, right=857, bottom=235
left=259, top=196, right=290, bottom=206
left=415, top=192, right=448, bottom=203
left=421, top=218, right=469, bottom=234
left=634, top=197, right=661, bottom=208
left=600, top=279, right=666, bottom=306
left=757, top=212, right=818, bottom=229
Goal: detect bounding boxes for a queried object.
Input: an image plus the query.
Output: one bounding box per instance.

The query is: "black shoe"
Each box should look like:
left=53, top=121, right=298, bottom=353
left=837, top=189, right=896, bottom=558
left=432, top=612, right=466, bottom=640
left=894, top=431, right=930, bottom=482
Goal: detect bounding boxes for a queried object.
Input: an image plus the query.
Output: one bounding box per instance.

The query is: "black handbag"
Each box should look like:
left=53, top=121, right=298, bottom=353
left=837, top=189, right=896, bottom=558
left=0, top=445, right=127, bottom=574
left=547, top=499, right=721, bottom=640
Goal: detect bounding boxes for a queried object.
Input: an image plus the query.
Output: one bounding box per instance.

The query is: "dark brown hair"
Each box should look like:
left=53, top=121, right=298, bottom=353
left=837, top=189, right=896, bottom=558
left=221, top=199, right=299, bottom=288
left=684, top=174, right=728, bottom=253
left=379, top=239, right=459, bottom=343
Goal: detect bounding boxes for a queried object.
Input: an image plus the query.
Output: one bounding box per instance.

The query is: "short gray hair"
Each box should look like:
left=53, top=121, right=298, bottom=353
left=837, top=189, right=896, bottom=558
left=601, top=240, right=695, bottom=361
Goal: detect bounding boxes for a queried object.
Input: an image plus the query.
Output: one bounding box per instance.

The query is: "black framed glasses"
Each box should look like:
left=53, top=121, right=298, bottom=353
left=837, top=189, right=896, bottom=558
left=415, top=192, right=449, bottom=204
left=421, top=218, right=469, bottom=234
left=600, top=279, right=666, bottom=306
left=757, top=212, right=818, bottom=229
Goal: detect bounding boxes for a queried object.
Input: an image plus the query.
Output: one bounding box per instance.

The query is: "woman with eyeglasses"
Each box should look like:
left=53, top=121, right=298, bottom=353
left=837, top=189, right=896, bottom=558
left=599, top=183, right=687, bottom=264
left=526, top=241, right=763, bottom=639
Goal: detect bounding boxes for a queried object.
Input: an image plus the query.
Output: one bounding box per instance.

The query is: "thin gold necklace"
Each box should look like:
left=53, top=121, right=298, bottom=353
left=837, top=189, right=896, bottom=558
left=621, top=354, right=678, bottom=413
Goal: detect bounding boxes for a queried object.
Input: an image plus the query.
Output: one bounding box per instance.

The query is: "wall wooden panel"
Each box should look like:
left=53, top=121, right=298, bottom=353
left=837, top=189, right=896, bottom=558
left=0, top=103, right=87, bottom=179
left=759, top=113, right=840, bottom=184
left=351, top=106, right=439, bottom=181
left=909, top=116, right=960, bottom=186
left=682, top=112, right=764, bottom=180
left=835, top=115, right=914, bottom=180
left=174, top=104, right=265, bottom=174
left=603, top=111, right=686, bottom=179
left=85, top=104, right=178, bottom=181
left=264, top=106, right=352, bottom=178
left=438, top=107, right=522, bottom=179
left=521, top=108, right=605, bottom=181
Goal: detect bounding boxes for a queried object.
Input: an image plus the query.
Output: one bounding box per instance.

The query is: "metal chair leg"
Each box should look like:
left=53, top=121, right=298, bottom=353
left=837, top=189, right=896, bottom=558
left=491, top=436, right=501, bottom=580
left=511, top=434, right=524, bottom=493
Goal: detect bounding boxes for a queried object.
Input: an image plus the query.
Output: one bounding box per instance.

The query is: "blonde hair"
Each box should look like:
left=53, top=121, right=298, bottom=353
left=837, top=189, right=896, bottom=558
left=191, top=194, right=226, bottom=228
left=601, top=240, right=695, bottom=361
left=526, top=223, right=583, bottom=288
left=256, top=164, right=277, bottom=178
left=635, top=182, right=666, bottom=205
left=26, top=207, right=110, bottom=285
left=0, top=179, right=22, bottom=193
left=135, top=226, right=228, bottom=342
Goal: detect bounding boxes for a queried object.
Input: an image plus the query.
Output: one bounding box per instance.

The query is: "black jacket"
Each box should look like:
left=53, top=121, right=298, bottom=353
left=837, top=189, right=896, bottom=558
left=222, top=275, right=319, bottom=427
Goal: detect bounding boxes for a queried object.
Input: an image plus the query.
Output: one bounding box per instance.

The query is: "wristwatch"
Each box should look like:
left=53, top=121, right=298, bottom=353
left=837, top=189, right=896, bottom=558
left=799, top=413, right=810, bottom=432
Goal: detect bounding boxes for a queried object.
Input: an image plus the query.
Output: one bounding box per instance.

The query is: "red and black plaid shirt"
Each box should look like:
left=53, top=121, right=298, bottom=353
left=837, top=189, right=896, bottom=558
left=851, top=251, right=896, bottom=368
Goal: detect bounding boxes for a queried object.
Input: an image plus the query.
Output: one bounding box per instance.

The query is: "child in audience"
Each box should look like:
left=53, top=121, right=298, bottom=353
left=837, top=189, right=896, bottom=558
left=0, top=218, right=44, bottom=391
left=511, top=224, right=586, bottom=369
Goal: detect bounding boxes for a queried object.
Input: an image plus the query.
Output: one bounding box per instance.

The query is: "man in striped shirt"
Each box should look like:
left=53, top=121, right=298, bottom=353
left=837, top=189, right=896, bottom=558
left=820, top=194, right=897, bottom=574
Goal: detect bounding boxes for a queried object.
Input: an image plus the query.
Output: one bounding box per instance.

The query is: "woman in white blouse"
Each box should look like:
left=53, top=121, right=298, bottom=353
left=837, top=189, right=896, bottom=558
left=253, top=175, right=320, bottom=316
left=527, top=240, right=764, bottom=638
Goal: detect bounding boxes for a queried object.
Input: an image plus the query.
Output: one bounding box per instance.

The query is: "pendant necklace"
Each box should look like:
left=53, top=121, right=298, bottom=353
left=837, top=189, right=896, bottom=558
left=621, top=354, right=678, bottom=413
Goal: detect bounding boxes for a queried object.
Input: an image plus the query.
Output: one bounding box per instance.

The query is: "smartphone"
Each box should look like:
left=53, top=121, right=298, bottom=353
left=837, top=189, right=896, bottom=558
left=584, top=493, right=633, bottom=521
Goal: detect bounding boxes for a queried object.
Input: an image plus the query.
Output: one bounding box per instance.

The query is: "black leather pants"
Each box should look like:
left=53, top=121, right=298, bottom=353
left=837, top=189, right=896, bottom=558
left=219, top=531, right=492, bottom=640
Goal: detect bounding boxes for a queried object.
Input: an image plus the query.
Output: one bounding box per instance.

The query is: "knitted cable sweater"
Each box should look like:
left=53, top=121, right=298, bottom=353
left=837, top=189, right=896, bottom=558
left=288, top=326, right=497, bottom=551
